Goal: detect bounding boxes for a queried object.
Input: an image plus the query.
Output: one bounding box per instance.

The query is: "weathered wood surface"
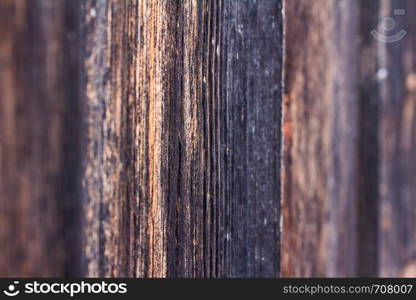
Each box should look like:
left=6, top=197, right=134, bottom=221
left=0, top=0, right=82, bottom=276
left=82, top=0, right=282, bottom=278
left=1, top=0, right=416, bottom=278
left=0, top=0, right=282, bottom=279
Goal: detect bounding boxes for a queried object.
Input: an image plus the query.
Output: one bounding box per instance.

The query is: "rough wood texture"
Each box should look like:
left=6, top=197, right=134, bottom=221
left=378, top=0, right=416, bottom=277
left=4, top=0, right=415, bottom=279
left=83, top=0, right=282, bottom=278
left=0, top=0, right=82, bottom=276
left=283, top=0, right=360, bottom=277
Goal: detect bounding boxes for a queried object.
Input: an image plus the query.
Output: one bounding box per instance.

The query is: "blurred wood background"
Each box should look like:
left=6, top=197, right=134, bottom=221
left=283, top=0, right=416, bottom=277
left=0, top=0, right=82, bottom=277
left=0, top=0, right=415, bottom=278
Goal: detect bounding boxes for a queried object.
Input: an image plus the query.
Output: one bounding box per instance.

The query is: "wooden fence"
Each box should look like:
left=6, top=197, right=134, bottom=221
left=0, top=0, right=415, bottom=278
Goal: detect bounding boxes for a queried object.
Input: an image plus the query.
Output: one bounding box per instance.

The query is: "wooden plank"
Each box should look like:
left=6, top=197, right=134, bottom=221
left=83, top=0, right=282, bottom=278
left=2, top=0, right=415, bottom=279
left=220, top=0, right=282, bottom=278
left=0, top=0, right=82, bottom=276
left=282, top=0, right=360, bottom=277
left=378, top=0, right=416, bottom=277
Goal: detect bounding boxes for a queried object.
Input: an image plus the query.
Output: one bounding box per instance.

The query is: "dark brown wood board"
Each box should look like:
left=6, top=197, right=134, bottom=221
left=0, top=0, right=415, bottom=279
left=81, top=0, right=283, bottom=278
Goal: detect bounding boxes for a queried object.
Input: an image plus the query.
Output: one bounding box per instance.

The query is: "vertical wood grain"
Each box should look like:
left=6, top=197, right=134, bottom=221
left=1, top=0, right=415, bottom=279
left=83, top=0, right=282, bottom=278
